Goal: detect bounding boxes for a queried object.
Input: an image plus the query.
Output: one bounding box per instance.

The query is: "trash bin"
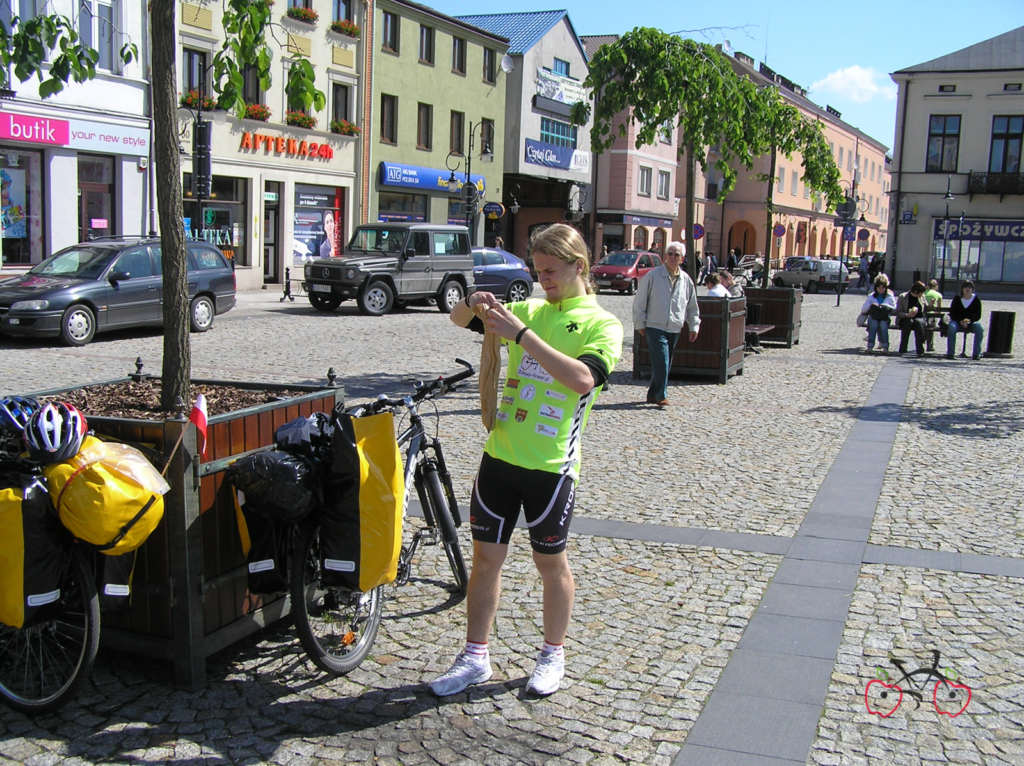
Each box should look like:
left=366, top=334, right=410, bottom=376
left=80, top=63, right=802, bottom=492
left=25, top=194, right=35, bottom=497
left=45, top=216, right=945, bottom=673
left=987, top=311, right=1015, bottom=356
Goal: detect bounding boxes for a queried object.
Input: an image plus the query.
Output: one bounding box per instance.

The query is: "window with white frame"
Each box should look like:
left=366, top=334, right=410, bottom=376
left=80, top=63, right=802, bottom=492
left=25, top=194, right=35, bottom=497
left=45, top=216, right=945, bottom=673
left=419, top=25, right=434, bottom=65
left=777, top=166, right=785, bottom=194
left=838, top=147, right=843, bottom=167
left=333, top=0, right=351, bottom=22
left=790, top=170, right=798, bottom=196
left=638, top=166, right=652, bottom=196
left=483, top=48, right=496, bottom=84
left=657, top=170, right=671, bottom=199
left=332, top=82, right=350, bottom=123
left=183, top=48, right=208, bottom=95
left=79, top=0, right=118, bottom=71
left=452, top=36, right=466, bottom=75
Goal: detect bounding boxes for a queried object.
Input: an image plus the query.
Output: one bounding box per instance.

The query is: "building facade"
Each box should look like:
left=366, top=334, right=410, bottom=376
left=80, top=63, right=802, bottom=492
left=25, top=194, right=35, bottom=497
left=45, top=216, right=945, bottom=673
left=177, top=0, right=363, bottom=291
left=456, top=11, right=593, bottom=264
left=889, top=26, right=1024, bottom=291
left=698, top=51, right=890, bottom=270
left=0, top=0, right=150, bottom=271
left=580, top=34, right=680, bottom=259
left=367, top=0, right=507, bottom=246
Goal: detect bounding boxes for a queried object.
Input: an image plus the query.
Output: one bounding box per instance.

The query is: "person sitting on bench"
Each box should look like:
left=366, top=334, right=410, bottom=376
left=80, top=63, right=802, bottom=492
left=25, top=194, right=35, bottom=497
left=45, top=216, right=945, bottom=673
left=946, top=280, right=984, bottom=360
left=897, top=281, right=928, bottom=356
left=922, top=279, right=942, bottom=351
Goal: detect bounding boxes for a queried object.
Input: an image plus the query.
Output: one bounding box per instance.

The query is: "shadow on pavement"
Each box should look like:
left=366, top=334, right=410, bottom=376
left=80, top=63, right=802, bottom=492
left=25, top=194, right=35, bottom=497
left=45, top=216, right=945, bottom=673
left=805, top=398, right=1024, bottom=439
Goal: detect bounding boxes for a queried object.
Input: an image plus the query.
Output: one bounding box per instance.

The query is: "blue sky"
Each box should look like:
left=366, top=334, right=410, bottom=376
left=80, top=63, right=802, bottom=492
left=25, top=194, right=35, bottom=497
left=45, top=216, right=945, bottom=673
left=430, top=1, right=1022, bottom=153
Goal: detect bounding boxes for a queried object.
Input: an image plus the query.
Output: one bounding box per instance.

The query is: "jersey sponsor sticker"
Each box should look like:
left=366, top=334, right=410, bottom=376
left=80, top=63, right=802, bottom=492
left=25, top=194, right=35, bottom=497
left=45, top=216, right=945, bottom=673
left=501, top=395, right=515, bottom=405
left=507, top=378, right=520, bottom=389
left=496, top=410, right=509, bottom=421
left=517, top=353, right=553, bottom=383
left=535, top=422, right=558, bottom=438
left=545, top=389, right=567, bottom=401
left=539, top=403, right=563, bottom=421
left=520, top=384, right=536, bottom=401
left=515, top=408, right=528, bottom=423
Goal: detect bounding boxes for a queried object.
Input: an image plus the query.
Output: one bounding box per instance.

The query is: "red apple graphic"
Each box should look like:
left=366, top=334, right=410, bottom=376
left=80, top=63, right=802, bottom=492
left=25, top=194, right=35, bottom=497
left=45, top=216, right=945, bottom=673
left=933, top=680, right=972, bottom=717
left=864, top=680, right=902, bottom=717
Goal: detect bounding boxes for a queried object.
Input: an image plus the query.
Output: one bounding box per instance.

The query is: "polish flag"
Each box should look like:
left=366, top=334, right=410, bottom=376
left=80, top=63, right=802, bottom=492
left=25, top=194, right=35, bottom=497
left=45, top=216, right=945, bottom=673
left=189, top=394, right=208, bottom=457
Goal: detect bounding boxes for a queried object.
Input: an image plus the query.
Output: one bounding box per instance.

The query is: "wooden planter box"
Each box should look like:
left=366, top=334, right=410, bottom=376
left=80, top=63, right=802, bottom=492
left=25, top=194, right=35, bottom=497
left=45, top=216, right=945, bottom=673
left=633, top=296, right=746, bottom=384
left=29, top=376, right=344, bottom=689
left=744, top=287, right=802, bottom=347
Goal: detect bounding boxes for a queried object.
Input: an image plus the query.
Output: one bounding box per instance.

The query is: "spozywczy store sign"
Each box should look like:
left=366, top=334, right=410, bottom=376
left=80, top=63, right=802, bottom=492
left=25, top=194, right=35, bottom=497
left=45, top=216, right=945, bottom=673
left=0, top=112, right=149, bottom=156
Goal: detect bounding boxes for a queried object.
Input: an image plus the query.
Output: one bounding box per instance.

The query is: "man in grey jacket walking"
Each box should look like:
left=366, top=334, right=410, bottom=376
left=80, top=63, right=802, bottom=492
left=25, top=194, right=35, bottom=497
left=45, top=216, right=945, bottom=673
left=633, top=241, right=700, bottom=407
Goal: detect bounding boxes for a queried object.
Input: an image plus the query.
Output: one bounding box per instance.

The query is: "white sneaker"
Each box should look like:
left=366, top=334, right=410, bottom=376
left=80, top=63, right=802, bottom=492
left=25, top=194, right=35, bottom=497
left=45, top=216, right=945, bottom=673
left=526, top=650, right=565, bottom=696
left=428, top=651, right=492, bottom=696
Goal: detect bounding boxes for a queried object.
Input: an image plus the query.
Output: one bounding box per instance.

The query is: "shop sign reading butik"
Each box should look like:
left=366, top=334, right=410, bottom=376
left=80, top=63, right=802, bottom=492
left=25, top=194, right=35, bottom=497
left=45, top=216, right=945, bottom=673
left=0, top=112, right=149, bottom=155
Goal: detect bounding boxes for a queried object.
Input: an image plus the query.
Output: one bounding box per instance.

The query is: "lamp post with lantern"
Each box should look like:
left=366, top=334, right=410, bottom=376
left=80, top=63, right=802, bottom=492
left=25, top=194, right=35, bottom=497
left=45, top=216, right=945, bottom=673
left=446, top=120, right=492, bottom=246
left=938, top=175, right=955, bottom=295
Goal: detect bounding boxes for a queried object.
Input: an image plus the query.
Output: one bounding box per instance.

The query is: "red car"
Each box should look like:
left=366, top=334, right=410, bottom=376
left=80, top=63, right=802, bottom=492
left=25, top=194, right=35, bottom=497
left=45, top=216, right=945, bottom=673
left=591, top=250, right=662, bottom=295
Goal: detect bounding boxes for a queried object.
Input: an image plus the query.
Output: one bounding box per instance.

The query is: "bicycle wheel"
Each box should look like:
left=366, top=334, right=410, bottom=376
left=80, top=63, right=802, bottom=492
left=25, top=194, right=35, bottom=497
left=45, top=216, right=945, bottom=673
left=289, top=523, right=383, bottom=675
left=422, top=466, right=468, bottom=594
left=0, top=547, right=100, bottom=713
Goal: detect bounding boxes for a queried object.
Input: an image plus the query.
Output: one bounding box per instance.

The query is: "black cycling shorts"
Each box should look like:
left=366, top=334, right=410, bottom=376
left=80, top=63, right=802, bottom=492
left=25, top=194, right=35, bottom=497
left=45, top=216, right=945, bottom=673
left=469, top=453, right=576, bottom=554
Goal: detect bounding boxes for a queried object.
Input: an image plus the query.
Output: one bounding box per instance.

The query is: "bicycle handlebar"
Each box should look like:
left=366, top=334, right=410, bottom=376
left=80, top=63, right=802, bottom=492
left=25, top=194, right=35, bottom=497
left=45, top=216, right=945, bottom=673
left=359, top=358, right=476, bottom=414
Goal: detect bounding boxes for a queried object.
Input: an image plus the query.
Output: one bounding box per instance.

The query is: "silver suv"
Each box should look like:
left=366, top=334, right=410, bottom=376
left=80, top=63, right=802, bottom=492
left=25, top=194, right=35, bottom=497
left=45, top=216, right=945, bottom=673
left=772, top=256, right=851, bottom=294
left=303, top=223, right=474, bottom=315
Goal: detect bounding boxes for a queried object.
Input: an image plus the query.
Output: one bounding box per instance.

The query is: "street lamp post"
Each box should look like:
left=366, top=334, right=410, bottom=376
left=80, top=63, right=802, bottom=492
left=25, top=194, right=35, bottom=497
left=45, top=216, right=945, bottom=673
left=838, top=178, right=867, bottom=307
left=446, top=121, right=491, bottom=246
left=938, top=175, right=954, bottom=295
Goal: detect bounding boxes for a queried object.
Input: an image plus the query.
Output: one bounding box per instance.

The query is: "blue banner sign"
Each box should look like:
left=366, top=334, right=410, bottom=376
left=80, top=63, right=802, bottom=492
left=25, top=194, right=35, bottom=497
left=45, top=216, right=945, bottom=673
left=378, top=161, right=484, bottom=193
left=623, top=214, right=673, bottom=227
left=933, top=218, right=1024, bottom=242
left=523, top=139, right=590, bottom=172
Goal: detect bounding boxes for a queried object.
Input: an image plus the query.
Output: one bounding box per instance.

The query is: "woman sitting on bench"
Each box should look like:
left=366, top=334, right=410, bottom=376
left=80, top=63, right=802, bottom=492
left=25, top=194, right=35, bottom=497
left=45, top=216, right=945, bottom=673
left=946, top=280, right=984, bottom=360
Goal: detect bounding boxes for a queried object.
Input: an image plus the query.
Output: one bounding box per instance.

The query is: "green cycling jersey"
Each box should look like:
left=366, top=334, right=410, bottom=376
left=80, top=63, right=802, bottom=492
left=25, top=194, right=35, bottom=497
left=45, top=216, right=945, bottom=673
left=484, top=294, right=622, bottom=479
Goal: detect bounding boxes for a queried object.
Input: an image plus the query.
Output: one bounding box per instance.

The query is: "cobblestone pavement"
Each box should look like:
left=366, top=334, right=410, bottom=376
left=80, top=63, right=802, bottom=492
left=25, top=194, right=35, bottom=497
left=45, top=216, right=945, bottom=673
left=1, top=287, right=1023, bottom=764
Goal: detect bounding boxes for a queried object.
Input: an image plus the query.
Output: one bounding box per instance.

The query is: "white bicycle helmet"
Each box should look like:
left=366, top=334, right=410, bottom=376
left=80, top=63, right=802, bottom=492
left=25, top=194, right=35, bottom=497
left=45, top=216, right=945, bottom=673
left=24, top=401, right=88, bottom=463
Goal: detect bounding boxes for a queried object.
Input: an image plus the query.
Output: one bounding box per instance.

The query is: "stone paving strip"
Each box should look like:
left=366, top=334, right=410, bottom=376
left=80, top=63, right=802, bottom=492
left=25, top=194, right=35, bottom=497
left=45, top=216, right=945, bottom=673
left=871, top=365, right=1024, bottom=559
left=0, top=535, right=781, bottom=766
left=809, top=564, right=1024, bottom=766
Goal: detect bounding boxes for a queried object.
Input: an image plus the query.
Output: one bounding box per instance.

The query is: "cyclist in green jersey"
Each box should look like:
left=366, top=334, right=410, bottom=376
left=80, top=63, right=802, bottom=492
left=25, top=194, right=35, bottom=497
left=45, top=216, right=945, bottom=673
left=429, top=224, right=623, bottom=698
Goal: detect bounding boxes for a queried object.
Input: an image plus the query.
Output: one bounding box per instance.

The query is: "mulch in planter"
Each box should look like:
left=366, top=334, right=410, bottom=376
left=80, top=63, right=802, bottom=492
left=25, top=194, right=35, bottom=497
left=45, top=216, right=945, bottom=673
left=40, top=379, right=311, bottom=420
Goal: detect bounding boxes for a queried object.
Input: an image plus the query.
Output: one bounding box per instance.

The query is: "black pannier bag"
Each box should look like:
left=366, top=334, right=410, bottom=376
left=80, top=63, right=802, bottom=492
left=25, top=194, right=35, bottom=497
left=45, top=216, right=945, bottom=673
left=97, top=550, right=137, bottom=613
left=274, top=412, right=334, bottom=462
left=0, top=473, right=66, bottom=629
left=226, top=449, right=319, bottom=523
left=233, top=496, right=291, bottom=593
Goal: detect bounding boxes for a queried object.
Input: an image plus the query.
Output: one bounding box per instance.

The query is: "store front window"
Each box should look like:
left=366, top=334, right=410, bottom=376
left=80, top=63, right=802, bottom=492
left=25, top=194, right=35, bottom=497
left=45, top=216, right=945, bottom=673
left=379, top=191, right=426, bottom=222
left=184, top=174, right=249, bottom=265
left=293, top=183, right=344, bottom=264
left=1, top=148, right=43, bottom=265
left=78, top=154, right=114, bottom=241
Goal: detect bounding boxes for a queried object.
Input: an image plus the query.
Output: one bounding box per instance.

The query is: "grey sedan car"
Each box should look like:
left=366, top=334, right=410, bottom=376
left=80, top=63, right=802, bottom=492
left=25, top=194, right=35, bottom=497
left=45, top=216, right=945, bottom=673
left=0, top=236, right=236, bottom=345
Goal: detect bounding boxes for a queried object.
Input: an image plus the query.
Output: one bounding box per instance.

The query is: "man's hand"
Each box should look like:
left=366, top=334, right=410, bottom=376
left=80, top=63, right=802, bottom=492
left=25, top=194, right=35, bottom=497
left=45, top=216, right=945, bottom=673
left=482, top=302, right=524, bottom=341
left=688, top=330, right=698, bottom=343
left=637, top=328, right=645, bottom=336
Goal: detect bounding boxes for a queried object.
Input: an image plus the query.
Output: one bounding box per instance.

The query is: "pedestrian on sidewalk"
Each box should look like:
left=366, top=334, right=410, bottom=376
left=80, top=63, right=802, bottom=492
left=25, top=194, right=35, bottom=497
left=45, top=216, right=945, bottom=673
left=946, top=280, right=984, bottom=360
left=632, top=241, right=700, bottom=407
left=861, top=274, right=896, bottom=353
left=434, top=223, right=623, bottom=698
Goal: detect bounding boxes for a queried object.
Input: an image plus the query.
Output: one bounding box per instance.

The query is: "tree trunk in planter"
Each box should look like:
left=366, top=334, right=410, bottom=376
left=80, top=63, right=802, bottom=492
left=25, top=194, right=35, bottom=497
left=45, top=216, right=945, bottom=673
left=29, top=377, right=345, bottom=689
left=151, top=0, right=191, bottom=411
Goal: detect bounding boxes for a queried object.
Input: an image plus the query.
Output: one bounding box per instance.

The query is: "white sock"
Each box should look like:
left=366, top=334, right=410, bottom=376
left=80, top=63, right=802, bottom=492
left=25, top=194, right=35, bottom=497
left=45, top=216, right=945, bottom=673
left=541, top=641, right=564, bottom=656
left=464, top=640, right=488, bottom=660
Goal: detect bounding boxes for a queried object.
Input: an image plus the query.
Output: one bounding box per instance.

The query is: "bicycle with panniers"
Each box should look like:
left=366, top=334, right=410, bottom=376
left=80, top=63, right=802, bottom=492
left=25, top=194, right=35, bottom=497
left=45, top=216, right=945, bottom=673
left=229, top=360, right=474, bottom=676
left=0, top=398, right=168, bottom=713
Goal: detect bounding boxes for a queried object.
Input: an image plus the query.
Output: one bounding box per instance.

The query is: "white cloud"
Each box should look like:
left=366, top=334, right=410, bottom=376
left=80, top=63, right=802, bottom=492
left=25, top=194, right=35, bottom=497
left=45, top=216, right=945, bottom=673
left=809, top=66, right=897, bottom=104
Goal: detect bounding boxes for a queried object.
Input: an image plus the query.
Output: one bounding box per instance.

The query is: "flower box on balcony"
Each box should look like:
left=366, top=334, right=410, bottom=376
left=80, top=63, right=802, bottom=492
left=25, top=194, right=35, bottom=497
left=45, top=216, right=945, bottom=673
left=330, top=118, right=360, bottom=136
left=329, top=19, right=360, bottom=37
left=286, top=110, right=317, bottom=129
left=244, top=103, right=271, bottom=121
left=285, top=6, right=318, bottom=23
left=180, top=90, right=217, bottom=110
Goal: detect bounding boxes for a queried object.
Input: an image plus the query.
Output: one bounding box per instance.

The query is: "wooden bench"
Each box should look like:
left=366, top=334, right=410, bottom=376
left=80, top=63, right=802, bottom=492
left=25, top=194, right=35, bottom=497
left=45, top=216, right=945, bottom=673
left=744, top=323, right=775, bottom=353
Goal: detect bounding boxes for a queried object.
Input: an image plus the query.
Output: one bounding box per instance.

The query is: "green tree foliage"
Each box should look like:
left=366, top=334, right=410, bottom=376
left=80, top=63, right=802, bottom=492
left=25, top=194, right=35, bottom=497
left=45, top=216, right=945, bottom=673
left=0, top=14, right=137, bottom=97
left=214, top=0, right=325, bottom=116
left=746, top=85, right=843, bottom=286
left=573, top=28, right=757, bottom=277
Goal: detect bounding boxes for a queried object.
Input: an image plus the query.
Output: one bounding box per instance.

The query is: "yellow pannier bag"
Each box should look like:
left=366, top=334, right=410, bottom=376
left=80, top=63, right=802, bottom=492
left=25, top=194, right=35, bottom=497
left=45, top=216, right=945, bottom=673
left=321, top=411, right=404, bottom=591
left=43, top=435, right=170, bottom=556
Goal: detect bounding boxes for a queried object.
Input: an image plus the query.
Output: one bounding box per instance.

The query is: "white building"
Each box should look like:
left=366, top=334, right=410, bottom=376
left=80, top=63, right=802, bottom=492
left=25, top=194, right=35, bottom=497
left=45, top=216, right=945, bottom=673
left=889, top=26, right=1024, bottom=291
left=0, top=0, right=150, bottom=271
